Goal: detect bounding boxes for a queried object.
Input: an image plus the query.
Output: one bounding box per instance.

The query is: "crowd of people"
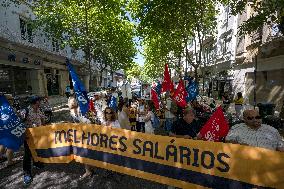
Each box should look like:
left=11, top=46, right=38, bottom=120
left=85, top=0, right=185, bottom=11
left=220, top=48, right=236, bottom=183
left=0, top=89, right=283, bottom=186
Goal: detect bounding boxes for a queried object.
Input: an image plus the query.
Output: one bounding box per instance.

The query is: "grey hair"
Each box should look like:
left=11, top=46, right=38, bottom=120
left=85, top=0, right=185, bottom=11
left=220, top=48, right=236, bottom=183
left=183, top=107, right=196, bottom=116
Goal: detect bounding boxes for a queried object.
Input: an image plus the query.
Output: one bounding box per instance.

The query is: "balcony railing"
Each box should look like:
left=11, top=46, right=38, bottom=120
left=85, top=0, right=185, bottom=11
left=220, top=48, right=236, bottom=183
left=250, top=28, right=263, bottom=44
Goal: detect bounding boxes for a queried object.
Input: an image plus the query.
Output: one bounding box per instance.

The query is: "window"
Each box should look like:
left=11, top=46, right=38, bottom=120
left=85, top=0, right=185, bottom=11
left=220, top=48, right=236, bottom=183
left=220, top=38, right=227, bottom=55
left=27, top=23, right=33, bottom=43
left=19, top=17, right=33, bottom=43
left=20, top=18, right=27, bottom=40
left=52, top=38, right=60, bottom=52
left=223, top=6, right=230, bottom=26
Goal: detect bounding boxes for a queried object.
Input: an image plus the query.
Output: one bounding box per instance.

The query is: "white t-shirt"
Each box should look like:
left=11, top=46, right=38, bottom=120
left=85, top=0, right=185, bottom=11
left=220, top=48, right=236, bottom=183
left=103, top=120, right=121, bottom=129
left=165, top=98, right=175, bottom=119
left=138, top=105, right=145, bottom=122
left=145, top=111, right=155, bottom=134
left=68, top=96, right=79, bottom=117
left=226, top=123, right=284, bottom=150
left=94, top=99, right=103, bottom=121
left=126, top=84, right=132, bottom=99
left=121, top=85, right=127, bottom=99
left=118, top=110, right=131, bottom=130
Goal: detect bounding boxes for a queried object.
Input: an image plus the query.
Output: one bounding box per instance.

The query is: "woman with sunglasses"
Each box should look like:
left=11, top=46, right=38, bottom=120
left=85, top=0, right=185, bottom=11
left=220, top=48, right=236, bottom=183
left=102, top=107, right=120, bottom=128
left=80, top=107, right=120, bottom=179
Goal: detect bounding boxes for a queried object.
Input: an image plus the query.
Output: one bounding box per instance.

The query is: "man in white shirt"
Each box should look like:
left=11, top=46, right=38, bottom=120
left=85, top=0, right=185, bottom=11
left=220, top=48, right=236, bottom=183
left=93, top=92, right=104, bottom=124
left=137, top=98, right=146, bottom=132
left=164, top=95, right=176, bottom=133
left=226, top=109, right=284, bottom=151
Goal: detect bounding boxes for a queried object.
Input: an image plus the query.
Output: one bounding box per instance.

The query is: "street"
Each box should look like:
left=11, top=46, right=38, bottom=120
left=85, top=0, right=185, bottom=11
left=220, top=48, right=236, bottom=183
left=0, top=107, right=166, bottom=189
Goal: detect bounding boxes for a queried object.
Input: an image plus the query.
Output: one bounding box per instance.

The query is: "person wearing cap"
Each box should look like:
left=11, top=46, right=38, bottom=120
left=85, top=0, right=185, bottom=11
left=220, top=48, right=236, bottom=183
left=169, top=107, right=202, bottom=139
left=22, top=96, right=46, bottom=185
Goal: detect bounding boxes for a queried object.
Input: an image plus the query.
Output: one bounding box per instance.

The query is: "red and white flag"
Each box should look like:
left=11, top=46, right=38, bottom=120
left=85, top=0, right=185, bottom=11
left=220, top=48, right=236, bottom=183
left=172, top=79, right=188, bottom=108
left=198, top=106, right=229, bottom=142
left=151, top=88, right=160, bottom=110
left=161, top=64, right=174, bottom=93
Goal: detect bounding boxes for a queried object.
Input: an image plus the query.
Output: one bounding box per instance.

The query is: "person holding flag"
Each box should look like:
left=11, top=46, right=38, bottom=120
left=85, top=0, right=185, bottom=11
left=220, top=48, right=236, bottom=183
left=169, top=107, right=202, bottom=139
left=22, top=96, right=46, bottom=185
left=109, top=88, right=118, bottom=112
left=161, top=64, right=174, bottom=93
left=66, top=59, right=89, bottom=118
left=184, top=76, right=199, bottom=103
left=164, top=93, right=177, bottom=134
left=66, top=59, right=95, bottom=179
left=0, top=94, right=25, bottom=167
left=197, top=106, right=230, bottom=142
left=172, top=79, right=188, bottom=108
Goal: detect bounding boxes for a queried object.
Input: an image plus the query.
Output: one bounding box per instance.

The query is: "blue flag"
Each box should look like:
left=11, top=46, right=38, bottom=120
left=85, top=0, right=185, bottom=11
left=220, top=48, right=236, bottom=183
left=66, top=59, right=89, bottom=116
left=184, top=77, right=198, bottom=102
left=0, top=95, right=26, bottom=151
left=109, top=95, right=117, bottom=112
left=154, top=81, right=162, bottom=96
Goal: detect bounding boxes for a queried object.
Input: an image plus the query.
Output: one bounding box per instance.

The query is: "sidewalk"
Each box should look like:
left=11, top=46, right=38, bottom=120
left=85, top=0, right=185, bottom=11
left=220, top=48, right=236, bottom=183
left=47, top=95, right=68, bottom=111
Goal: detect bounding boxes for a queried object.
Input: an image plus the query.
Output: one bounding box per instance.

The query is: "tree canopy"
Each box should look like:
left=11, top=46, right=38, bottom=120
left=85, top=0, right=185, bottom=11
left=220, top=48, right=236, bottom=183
left=28, top=0, right=136, bottom=74
left=230, top=0, right=284, bottom=35
left=128, top=0, right=223, bottom=81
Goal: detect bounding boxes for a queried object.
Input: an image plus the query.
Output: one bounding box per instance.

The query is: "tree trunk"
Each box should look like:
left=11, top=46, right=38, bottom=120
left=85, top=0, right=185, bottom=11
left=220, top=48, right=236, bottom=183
left=84, top=1, right=91, bottom=91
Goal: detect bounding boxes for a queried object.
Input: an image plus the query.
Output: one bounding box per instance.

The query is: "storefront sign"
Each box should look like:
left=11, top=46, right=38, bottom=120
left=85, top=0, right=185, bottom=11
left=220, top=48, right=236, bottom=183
left=34, top=59, right=41, bottom=65
left=0, top=69, right=10, bottom=80
left=8, top=53, right=16, bottom=62
left=22, top=57, right=29, bottom=64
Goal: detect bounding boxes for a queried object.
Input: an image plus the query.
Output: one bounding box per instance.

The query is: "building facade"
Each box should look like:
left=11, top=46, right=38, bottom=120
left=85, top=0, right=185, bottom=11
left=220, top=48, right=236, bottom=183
left=234, top=4, right=284, bottom=110
left=0, top=0, right=90, bottom=96
left=186, top=4, right=238, bottom=99
left=187, top=2, right=284, bottom=111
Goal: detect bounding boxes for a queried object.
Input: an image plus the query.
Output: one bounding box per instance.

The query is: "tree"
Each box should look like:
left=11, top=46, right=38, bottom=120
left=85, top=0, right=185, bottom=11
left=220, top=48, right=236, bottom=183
left=18, top=0, right=136, bottom=87
left=125, top=62, right=152, bottom=83
left=129, top=0, right=223, bottom=83
left=229, top=0, right=284, bottom=35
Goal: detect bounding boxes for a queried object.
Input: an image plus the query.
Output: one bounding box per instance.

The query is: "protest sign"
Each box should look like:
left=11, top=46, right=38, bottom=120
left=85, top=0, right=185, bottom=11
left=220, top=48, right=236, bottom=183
left=27, top=123, right=284, bottom=189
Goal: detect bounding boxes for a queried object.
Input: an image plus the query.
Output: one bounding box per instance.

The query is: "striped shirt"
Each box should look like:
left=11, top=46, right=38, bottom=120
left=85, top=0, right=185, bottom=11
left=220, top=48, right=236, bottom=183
left=226, top=123, right=284, bottom=150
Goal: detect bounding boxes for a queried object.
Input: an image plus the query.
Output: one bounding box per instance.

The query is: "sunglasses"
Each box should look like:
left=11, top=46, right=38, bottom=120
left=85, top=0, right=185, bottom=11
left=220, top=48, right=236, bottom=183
left=246, top=116, right=261, bottom=120
left=105, top=111, right=113, bottom=114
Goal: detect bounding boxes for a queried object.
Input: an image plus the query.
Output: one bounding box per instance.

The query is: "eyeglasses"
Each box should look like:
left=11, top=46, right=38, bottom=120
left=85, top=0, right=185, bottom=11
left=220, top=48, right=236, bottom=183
left=246, top=116, right=261, bottom=120
left=105, top=112, right=113, bottom=114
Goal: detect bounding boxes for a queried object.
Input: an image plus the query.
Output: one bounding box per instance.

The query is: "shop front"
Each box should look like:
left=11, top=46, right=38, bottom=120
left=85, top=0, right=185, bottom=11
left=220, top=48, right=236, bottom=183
left=0, top=65, right=31, bottom=95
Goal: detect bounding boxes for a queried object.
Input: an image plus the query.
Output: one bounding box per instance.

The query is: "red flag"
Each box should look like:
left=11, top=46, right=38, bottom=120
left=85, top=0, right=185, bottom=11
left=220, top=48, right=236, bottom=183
left=88, top=100, right=95, bottom=112
left=161, top=64, right=174, bottom=93
left=172, top=79, right=188, bottom=108
left=151, top=88, right=160, bottom=110
left=198, top=106, right=229, bottom=142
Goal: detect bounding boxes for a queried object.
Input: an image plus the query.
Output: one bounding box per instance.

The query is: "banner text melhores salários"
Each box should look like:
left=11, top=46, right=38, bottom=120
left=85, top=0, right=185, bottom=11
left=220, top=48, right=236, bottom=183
left=54, top=129, right=230, bottom=173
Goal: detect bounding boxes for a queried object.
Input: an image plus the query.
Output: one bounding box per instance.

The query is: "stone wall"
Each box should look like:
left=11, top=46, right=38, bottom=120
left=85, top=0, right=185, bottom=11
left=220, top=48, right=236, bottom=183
left=245, top=69, right=284, bottom=111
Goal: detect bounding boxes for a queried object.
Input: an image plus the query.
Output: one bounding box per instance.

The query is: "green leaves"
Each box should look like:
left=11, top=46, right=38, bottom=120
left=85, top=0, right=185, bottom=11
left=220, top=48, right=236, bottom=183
left=30, top=0, right=136, bottom=73
left=230, top=0, right=284, bottom=35
left=128, top=0, right=220, bottom=80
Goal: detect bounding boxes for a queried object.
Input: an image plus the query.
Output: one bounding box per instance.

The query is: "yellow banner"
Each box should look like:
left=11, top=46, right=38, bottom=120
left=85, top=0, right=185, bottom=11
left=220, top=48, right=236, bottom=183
left=27, top=123, right=284, bottom=189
